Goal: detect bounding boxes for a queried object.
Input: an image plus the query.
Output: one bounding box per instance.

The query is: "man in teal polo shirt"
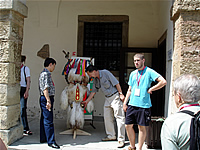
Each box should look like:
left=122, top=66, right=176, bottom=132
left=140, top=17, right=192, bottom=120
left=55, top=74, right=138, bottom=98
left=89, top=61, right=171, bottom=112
left=123, top=53, right=167, bottom=150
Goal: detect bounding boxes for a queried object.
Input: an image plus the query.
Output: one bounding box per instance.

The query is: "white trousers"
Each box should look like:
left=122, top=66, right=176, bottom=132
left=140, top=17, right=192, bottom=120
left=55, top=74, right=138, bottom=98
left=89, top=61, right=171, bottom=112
left=104, top=93, right=125, bottom=142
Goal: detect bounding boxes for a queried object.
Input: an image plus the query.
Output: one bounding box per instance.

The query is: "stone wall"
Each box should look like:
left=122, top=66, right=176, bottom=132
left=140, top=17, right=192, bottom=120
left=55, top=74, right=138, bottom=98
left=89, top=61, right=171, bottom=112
left=171, top=0, right=200, bottom=113
left=0, top=0, right=27, bottom=146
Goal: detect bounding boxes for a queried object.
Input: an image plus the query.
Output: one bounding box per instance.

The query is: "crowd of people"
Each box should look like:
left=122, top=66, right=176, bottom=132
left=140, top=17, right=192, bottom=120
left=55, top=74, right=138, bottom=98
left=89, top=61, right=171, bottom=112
left=19, top=53, right=200, bottom=150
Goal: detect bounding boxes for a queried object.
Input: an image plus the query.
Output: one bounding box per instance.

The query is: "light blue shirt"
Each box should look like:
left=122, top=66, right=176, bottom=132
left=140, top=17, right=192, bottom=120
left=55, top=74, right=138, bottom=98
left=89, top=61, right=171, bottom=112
left=161, top=104, right=200, bottom=150
left=91, top=70, right=119, bottom=96
left=128, top=66, right=160, bottom=108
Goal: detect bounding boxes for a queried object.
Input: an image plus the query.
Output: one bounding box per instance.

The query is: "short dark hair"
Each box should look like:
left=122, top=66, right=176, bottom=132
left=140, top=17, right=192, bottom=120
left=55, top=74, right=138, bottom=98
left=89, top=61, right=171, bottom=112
left=134, top=53, right=145, bottom=60
left=21, top=55, right=26, bottom=62
left=44, top=57, right=56, bottom=67
left=86, top=65, right=98, bottom=72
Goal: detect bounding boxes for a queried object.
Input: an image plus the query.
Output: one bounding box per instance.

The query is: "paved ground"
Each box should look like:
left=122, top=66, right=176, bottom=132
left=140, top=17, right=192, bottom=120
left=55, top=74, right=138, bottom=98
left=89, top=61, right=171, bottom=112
left=8, top=118, right=162, bottom=150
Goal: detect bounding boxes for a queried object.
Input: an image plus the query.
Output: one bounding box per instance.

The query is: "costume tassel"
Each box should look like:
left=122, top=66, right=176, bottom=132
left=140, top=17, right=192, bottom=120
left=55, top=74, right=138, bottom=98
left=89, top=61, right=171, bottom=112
left=83, top=91, right=87, bottom=113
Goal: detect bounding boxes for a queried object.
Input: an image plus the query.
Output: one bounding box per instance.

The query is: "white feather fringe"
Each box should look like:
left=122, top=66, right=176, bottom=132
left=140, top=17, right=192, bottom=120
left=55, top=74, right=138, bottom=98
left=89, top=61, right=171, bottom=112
left=86, top=100, right=94, bottom=113
left=69, top=102, right=84, bottom=129
left=60, top=86, right=69, bottom=110
left=66, top=106, right=71, bottom=128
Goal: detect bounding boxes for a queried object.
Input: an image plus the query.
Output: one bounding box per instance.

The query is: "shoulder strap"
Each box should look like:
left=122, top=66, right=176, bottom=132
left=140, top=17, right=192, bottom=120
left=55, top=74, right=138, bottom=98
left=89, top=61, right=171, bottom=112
left=24, top=66, right=27, bottom=84
left=178, top=110, right=195, bottom=117
left=194, top=110, right=200, bottom=116
left=179, top=109, right=200, bottom=150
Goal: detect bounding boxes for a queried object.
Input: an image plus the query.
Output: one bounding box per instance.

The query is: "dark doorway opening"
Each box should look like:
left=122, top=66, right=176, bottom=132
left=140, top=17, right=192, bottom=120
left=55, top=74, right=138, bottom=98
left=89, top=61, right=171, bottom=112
left=119, top=45, right=166, bottom=117
left=151, top=36, right=166, bottom=117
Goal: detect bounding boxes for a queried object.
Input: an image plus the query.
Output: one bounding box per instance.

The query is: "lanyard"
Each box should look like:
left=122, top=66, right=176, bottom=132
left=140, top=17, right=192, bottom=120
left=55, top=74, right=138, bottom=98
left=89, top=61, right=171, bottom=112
left=136, top=66, right=145, bottom=87
left=179, top=103, right=199, bottom=111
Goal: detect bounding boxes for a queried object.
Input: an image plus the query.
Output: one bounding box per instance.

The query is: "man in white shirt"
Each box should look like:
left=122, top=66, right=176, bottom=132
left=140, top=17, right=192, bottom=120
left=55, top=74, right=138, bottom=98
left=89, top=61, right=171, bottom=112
left=20, top=55, right=32, bottom=135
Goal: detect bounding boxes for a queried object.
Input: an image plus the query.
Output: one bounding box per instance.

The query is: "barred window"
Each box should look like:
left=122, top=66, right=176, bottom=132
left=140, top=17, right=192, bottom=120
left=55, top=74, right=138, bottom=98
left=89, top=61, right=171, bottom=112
left=83, top=22, right=122, bottom=71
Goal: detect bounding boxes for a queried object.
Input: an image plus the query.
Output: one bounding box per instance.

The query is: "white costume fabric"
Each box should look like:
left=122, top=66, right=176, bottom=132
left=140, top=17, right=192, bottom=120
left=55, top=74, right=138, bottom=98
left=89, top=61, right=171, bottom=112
left=61, top=68, right=94, bottom=129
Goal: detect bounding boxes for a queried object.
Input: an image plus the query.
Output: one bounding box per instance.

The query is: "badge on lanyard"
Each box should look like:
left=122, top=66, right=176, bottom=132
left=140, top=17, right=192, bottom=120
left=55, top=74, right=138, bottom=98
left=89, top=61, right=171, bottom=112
left=134, top=88, right=140, bottom=96
left=134, top=66, right=145, bottom=97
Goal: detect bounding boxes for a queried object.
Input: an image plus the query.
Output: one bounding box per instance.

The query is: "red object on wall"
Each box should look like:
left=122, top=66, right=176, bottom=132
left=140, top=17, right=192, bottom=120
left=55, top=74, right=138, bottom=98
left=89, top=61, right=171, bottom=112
left=72, top=52, right=76, bottom=56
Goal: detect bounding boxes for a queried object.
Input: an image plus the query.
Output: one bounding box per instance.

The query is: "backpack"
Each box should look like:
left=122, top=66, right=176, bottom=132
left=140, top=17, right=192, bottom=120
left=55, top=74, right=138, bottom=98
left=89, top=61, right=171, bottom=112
left=23, top=66, right=27, bottom=84
left=179, top=110, right=200, bottom=150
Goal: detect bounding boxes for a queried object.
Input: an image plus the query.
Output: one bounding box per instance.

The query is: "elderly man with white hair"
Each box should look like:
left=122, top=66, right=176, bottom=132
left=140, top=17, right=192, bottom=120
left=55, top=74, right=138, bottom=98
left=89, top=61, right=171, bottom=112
left=161, top=74, right=200, bottom=150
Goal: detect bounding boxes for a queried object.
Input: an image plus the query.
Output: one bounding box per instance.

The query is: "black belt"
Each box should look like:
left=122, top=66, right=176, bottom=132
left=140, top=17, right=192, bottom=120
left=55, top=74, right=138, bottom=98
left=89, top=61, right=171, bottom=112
left=105, top=91, right=118, bottom=98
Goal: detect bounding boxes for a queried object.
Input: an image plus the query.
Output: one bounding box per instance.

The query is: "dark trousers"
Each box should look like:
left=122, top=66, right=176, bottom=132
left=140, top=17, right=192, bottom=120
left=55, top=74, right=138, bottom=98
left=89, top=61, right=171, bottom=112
left=39, top=95, right=55, bottom=144
left=20, top=87, right=30, bottom=131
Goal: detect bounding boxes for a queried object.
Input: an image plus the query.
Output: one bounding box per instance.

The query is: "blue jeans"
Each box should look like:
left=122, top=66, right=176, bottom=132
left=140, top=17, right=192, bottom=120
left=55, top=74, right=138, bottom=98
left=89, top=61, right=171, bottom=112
left=20, top=87, right=30, bottom=131
left=39, top=95, right=55, bottom=144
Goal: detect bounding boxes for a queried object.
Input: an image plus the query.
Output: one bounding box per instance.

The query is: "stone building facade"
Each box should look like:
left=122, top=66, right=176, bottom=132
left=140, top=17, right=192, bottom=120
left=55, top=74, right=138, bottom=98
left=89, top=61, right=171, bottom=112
left=0, top=0, right=27, bottom=146
left=0, top=0, right=200, bottom=146
left=170, top=0, right=200, bottom=112
left=171, top=0, right=200, bottom=79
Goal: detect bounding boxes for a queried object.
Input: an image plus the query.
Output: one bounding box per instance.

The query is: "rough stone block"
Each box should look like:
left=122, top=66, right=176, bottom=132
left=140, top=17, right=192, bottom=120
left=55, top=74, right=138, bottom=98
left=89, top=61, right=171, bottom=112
left=0, top=84, right=20, bottom=106
left=15, top=61, right=21, bottom=83
left=0, top=11, right=25, bottom=41
left=0, top=40, right=22, bottom=63
left=0, top=0, right=28, bottom=17
left=10, top=21, right=24, bottom=41
left=0, top=63, right=17, bottom=84
left=0, top=104, right=21, bottom=130
left=0, top=124, right=23, bottom=146
left=172, top=0, right=200, bottom=19
left=180, top=58, right=200, bottom=76
left=0, top=21, right=10, bottom=39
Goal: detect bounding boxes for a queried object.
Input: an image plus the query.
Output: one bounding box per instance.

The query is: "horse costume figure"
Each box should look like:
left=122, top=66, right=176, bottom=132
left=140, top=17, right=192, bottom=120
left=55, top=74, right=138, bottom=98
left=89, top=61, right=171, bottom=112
left=60, top=57, right=94, bottom=139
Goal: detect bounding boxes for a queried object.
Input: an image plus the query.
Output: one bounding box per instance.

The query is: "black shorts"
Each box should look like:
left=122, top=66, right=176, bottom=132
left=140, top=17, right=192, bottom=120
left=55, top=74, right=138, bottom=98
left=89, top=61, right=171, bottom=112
left=125, top=105, right=151, bottom=126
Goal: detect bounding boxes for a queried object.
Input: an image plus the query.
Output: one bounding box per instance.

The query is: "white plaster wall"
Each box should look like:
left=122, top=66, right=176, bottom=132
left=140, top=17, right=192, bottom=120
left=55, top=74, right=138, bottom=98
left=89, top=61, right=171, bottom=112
left=22, top=0, right=172, bottom=118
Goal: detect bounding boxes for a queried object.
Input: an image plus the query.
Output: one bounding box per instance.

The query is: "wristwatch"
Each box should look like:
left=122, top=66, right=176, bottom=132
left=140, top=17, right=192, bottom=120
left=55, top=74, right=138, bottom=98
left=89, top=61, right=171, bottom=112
left=119, top=92, right=123, bottom=95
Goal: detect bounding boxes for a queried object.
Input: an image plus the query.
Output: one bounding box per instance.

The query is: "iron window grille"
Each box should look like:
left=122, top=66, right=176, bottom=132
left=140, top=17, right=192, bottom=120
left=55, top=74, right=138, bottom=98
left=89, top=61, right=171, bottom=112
left=83, top=22, right=122, bottom=71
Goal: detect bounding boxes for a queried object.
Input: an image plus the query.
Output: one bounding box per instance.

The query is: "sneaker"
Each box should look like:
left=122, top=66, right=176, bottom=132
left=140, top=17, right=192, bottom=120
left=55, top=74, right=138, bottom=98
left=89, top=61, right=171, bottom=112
left=23, top=130, right=32, bottom=135
left=101, top=137, right=117, bottom=141
left=118, top=141, right=125, bottom=148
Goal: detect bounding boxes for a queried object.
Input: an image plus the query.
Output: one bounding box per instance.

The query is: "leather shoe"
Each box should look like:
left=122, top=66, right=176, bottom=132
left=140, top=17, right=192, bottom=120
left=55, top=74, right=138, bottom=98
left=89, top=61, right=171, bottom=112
left=101, top=137, right=117, bottom=141
left=48, top=143, right=60, bottom=149
left=118, top=141, right=125, bottom=148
